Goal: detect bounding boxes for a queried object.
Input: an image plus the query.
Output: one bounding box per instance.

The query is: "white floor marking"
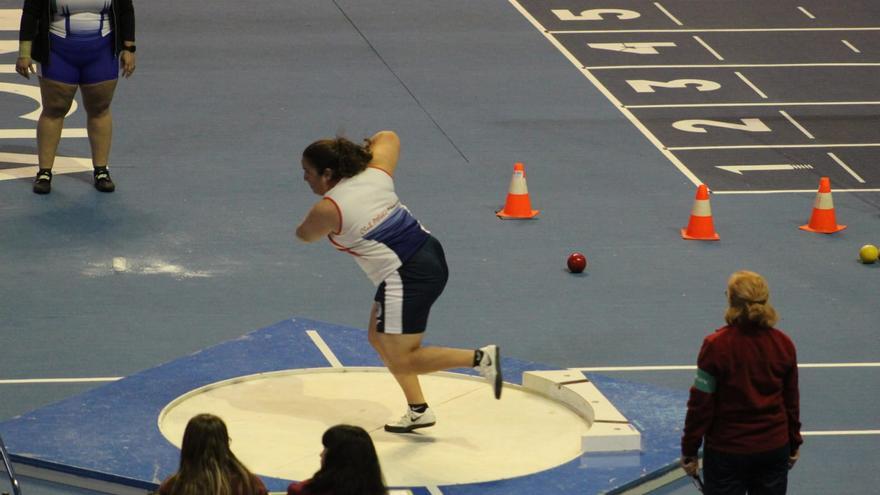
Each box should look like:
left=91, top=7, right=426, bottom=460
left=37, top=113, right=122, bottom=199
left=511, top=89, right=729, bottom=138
left=668, top=143, right=880, bottom=151
left=693, top=35, right=724, bottom=60
left=841, top=39, right=861, bottom=53
left=0, top=40, right=16, bottom=55
left=0, top=153, right=92, bottom=181
left=802, top=430, right=880, bottom=436
left=0, top=377, right=122, bottom=384
left=590, top=63, right=880, bottom=70
left=305, top=330, right=343, bottom=368
left=627, top=101, right=880, bottom=109
left=572, top=362, right=880, bottom=372
left=734, top=71, right=768, bottom=98
left=7, top=362, right=879, bottom=384
left=0, top=8, right=21, bottom=30
left=653, top=2, right=683, bottom=26
left=713, top=188, right=880, bottom=194
left=779, top=110, right=815, bottom=139
left=0, top=128, right=87, bottom=139
left=550, top=27, right=880, bottom=34
left=798, top=6, right=816, bottom=20
left=716, top=164, right=812, bottom=175
left=827, top=152, right=867, bottom=183
left=507, top=0, right=702, bottom=186
left=426, top=486, right=444, bottom=495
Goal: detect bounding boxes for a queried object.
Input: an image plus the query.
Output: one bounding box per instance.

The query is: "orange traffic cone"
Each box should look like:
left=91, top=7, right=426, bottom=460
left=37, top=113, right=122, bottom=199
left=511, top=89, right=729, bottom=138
left=800, top=177, right=846, bottom=234
left=681, top=184, right=719, bottom=241
left=496, top=162, right=539, bottom=219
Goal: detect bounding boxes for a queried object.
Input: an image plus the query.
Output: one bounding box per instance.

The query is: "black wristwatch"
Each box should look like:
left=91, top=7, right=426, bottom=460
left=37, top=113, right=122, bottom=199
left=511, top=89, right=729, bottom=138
left=122, top=45, right=136, bottom=53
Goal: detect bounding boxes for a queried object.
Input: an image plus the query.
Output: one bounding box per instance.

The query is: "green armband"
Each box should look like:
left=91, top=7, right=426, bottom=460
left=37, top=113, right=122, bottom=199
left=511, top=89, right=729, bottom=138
left=693, top=368, right=716, bottom=393
left=19, top=41, right=32, bottom=59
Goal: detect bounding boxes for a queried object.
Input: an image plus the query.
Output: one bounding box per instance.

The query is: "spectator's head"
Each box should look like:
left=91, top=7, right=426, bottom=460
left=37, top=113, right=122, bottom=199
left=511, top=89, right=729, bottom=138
left=167, top=413, right=259, bottom=495
left=725, top=270, right=778, bottom=329
left=309, top=424, right=386, bottom=495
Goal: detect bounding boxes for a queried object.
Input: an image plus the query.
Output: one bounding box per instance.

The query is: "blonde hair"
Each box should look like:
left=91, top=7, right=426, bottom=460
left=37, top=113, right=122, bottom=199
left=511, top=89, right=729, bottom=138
left=724, top=270, right=778, bottom=329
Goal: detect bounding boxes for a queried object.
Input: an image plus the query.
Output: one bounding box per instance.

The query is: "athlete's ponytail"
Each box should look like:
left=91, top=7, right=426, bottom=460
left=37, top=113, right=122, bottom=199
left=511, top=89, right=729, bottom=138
left=724, top=270, right=778, bottom=329
left=303, top=137, right=373, bottom=181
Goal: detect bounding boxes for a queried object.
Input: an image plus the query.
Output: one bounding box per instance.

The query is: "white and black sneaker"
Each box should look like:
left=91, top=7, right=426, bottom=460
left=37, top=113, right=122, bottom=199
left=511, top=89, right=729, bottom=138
left=476, top=344, right=502, bottom=399
left=384, top=407, right=436, bottom=433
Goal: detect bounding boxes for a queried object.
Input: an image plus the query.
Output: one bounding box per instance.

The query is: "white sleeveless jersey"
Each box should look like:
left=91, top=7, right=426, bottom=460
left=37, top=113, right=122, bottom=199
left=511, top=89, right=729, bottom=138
left=51, top=0, right=112, bottom=38
left=324, top=167, right=430, bottom=285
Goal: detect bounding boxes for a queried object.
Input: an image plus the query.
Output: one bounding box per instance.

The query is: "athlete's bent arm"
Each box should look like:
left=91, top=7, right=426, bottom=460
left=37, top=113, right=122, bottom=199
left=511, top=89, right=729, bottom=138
left=368, top=131, right=400, bottom=176
left=296, top=199, right=339, bottom=243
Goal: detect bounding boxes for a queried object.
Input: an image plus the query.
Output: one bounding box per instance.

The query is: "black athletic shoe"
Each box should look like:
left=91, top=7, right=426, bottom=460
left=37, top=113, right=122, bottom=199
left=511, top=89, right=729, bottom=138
left=93, top=167, right=115, bottom=193
left=33, top=169, right=52, bottom=194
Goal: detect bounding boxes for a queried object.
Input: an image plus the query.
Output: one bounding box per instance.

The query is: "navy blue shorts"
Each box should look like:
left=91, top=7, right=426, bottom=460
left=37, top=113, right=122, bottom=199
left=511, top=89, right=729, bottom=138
left=374, top=236, right=448, bottom=334
left=40, top=32, right=117, bottom=85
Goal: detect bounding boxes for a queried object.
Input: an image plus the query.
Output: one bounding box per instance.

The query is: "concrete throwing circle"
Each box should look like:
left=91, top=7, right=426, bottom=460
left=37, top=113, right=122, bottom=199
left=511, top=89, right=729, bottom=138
left=158, top=367, right=589, bottom=486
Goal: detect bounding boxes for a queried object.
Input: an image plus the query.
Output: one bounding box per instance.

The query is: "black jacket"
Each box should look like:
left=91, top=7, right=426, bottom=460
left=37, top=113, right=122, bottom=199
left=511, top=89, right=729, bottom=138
left=18, top=0, right=135, bottom=64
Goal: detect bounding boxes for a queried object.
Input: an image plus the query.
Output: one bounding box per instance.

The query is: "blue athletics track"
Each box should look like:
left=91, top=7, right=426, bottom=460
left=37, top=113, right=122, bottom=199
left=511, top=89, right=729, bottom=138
left=1, top=1, right=878, bottom=494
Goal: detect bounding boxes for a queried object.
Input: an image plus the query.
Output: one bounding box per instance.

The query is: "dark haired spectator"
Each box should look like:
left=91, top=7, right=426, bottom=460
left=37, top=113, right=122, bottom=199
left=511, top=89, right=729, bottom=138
left=288, top=425, right=387, bottom=495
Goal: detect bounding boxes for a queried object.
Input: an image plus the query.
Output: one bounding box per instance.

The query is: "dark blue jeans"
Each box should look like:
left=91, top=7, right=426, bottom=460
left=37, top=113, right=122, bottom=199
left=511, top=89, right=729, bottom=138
left=703, top=445, right=790, bottom=495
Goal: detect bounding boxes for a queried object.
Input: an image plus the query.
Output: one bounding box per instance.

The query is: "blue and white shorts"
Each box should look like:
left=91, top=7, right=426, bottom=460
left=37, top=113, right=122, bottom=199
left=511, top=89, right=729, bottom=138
left=374, top=236, right=448, bottom=335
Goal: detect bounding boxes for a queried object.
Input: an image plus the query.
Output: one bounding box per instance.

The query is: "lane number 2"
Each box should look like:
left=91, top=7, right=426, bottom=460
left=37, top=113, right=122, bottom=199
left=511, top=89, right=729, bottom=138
left=672, top=118, right=771, bottom=133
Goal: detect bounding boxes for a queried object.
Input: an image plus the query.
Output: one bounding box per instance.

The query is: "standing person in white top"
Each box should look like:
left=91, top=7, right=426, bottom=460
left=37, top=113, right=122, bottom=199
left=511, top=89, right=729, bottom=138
left=296, top=130, right=502, bottom=433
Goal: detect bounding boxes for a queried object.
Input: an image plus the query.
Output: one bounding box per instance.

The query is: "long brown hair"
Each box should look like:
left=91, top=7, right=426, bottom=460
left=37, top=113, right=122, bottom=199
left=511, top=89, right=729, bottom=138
left=724, top=270, right=778, bottom=329
left=165, top=414, right=260, bottom=495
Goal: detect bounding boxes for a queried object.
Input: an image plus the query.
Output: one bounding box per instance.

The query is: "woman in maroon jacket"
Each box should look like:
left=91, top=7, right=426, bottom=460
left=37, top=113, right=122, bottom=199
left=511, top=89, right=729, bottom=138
left=681, top=271, right=802, bottom=495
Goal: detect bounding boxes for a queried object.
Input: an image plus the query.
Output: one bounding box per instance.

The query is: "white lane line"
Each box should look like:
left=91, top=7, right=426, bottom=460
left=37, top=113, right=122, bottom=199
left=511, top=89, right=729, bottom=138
left=551, top=27, right=880, bottom=34
left=798, top=6, right=816, bottom=20
left=841, top=39, right=861, bottom=53
left=653, top=2, right=683, bottom=26
left=714, top=188, right=880, bottom=194
left=305, top=330, right=343, bottom=368
left=693, top=35, right=724, bottom=60
left=669, top=143, right=880, bottom=151
left=572, top=362, right=880, bottom=372
left=627, top=101, right=880, bottom=109
left=0, top=128, right=88, bottom=139
left=0, top=377, right=122, bottom=384
left=426, top=486, right=444, bottom=495
left=779, top=110, right=815, bottom=139
left=590, top=63, right=880, bottom=69
left=734, top=71, right=768, bottom=98
left=803, top=430, right=880, bottom=436
left=827, top=152, right=867, bottom=183
left=716, top=188, right=880, bottom=194
left=507, top=0, right=702, bottom=186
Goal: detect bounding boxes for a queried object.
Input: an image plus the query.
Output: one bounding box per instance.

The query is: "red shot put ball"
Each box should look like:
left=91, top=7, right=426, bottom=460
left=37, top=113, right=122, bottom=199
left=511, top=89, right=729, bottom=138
left=567, top=252, right=587, bottom=273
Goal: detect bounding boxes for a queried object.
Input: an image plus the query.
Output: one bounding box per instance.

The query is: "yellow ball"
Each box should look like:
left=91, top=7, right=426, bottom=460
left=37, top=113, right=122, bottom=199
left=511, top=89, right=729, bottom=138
left=860, top=244, right=879, bottom=264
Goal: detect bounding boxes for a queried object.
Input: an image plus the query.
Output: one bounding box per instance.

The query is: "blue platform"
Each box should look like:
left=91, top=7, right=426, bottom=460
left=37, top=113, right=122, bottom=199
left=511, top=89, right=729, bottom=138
left=0, top=318, right=688, bottom=494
